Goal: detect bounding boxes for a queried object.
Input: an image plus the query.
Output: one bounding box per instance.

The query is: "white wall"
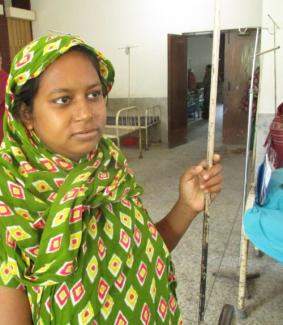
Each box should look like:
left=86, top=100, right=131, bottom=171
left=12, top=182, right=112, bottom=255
left=30, top=0, right=262, bottom=99
left=254, top=0, right=282, bottom=169
left=187, top=35, right=213, bottom=82
left=257, top=0, right=283, bottom=114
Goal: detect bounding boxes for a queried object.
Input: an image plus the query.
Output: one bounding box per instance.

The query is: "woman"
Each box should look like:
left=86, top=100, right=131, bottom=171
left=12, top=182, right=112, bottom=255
left=0, top=35, right=222, bottom=324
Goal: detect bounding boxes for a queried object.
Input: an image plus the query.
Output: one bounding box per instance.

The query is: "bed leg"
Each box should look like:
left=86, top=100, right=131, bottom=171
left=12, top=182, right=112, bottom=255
left=145, top=127, right=149, bottom=150
left=139, top=127, right=143, bottom=158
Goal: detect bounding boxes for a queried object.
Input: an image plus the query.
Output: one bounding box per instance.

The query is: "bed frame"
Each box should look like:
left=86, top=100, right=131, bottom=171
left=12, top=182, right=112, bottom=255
left=105, top=106, right=142, bottom=158
left=143, top=105, right=161, bottom=150
left=104, top=105, right=161, bottom=158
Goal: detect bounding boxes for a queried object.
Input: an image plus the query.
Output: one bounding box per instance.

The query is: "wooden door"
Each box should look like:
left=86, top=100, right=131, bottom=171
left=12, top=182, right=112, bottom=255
left=7, top=18, right=32, bottom=62
left=168, top=34, right=187, bottom=148
left=223, top=30, right=257, bottom=144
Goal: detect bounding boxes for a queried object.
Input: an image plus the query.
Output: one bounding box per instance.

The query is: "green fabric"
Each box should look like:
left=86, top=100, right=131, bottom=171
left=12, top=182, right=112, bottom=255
left=0, top=34, right=183, bottom=324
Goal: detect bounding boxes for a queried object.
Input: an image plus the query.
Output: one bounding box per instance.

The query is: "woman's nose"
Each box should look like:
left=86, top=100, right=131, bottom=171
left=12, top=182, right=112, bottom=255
left=73, top=98, right=93, bottom=121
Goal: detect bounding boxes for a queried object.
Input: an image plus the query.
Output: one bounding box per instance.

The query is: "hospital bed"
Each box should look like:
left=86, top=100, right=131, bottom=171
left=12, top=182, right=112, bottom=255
left=105, top=105, right=161, bottom=158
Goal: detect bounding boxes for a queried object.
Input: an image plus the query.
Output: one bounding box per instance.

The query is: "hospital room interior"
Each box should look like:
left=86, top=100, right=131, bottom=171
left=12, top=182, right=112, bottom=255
left=0, top=0, right=283, bottom=324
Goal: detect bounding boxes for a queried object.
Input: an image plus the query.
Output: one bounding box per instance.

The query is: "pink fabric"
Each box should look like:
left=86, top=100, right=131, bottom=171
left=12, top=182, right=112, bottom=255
left=0, top=69, right=8, bottom=142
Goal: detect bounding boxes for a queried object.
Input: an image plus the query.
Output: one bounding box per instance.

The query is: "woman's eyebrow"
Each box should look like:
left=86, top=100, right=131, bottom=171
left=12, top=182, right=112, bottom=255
left=49, top=88, right=70, bottom=95
left=49, top=83, right=101, bottom=95
left=87, top=82, right=102, bottom=90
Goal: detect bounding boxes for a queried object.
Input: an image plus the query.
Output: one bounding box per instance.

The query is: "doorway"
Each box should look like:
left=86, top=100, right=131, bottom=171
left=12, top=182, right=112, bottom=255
left=186, top=32, right=225, bottom=145
left=168, top=29, right=257, bottom=148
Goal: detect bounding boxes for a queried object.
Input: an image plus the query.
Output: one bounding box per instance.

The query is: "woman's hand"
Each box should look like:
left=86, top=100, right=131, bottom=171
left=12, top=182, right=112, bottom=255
left=155, top=154, right=222, bottom=251
left=178, top=153, right=222, bottom=214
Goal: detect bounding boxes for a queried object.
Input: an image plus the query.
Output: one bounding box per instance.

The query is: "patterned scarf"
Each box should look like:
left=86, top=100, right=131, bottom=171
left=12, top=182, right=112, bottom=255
left=0, top=35, right=182, bottom=324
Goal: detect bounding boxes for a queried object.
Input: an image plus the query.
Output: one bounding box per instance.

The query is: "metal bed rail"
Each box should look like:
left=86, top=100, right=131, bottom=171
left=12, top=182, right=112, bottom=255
left=144, top=105, right=161, bottom=149
left=105, top=106, right=142, bottom=158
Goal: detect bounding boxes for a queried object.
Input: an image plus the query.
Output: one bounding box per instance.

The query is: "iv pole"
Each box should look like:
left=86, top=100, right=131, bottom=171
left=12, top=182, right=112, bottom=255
left=118, top=45, right=138, bottom=106
left=197, top=8, right=281, bottom=325
left=198, top=0, right=221, bottom=323
left=267, top=14, right=280, bottom=112
left=237, top=28, right=280, bottom=319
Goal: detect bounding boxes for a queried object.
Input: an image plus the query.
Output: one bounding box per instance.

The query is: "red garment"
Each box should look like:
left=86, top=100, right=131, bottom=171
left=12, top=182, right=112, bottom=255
left=0, top=69, right=8, bottom=142
left=265, top=103, right=283, bottom=169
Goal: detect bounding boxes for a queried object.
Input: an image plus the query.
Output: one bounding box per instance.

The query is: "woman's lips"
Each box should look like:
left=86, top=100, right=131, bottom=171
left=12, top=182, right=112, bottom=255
left=72, top=129, right=99, bottom=141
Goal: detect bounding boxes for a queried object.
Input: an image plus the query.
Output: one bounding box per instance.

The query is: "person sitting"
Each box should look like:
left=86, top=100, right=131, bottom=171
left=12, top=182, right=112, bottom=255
left=244, top=168, right=283, bottom=263
left=202, top=64, right=212, bottom=120
left=187, top=68, right=197, bottom=91
left=0, top=34, right=222, bottom=324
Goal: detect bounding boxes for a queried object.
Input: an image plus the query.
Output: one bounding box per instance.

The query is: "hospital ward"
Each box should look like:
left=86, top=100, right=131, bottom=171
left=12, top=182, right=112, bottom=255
left=0, top=0, right=282, bottom=324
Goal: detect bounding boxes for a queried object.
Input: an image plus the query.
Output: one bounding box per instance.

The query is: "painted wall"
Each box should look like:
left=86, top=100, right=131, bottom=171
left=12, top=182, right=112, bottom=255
left=187, top=35, right=213, bottom=82
left=30, top=0, right=262, bottom=99
left=257, top=0, right=283, bottom=113
left=255, top=0, right=282, bottom=168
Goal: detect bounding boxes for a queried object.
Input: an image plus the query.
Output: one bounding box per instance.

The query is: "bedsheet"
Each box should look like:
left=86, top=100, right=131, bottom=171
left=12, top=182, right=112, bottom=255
left=244, top=168, right=283, bottom=263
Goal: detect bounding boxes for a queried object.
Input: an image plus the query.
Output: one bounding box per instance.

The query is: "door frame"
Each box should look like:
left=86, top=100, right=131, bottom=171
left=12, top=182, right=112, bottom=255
left=167, top=33, right=188, bottom=148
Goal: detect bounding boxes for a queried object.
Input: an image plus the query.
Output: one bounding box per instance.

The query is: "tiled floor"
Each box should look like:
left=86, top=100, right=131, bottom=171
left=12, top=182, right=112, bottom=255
left=122, top=105, right=283, bottom=324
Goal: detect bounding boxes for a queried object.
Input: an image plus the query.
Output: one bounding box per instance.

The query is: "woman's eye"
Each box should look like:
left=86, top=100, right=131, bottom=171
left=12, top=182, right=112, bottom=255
left=54, top=96, right=71, bottom=105
left=88, top=90, right=102, bottom=99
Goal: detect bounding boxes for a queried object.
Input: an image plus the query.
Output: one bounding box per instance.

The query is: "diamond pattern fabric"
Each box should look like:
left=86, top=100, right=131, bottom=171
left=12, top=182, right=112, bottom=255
left=0, top=34, right=183, bottom=324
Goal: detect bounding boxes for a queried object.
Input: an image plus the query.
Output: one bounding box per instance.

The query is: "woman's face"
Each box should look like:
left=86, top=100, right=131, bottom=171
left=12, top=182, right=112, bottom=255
left=23, top=50, right=106, bottom=161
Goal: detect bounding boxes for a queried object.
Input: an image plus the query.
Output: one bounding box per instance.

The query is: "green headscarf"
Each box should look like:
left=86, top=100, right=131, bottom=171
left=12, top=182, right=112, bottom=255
left=3, top=34, right=114, bottom=151
left=0, top=35, right=182, bottom=324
